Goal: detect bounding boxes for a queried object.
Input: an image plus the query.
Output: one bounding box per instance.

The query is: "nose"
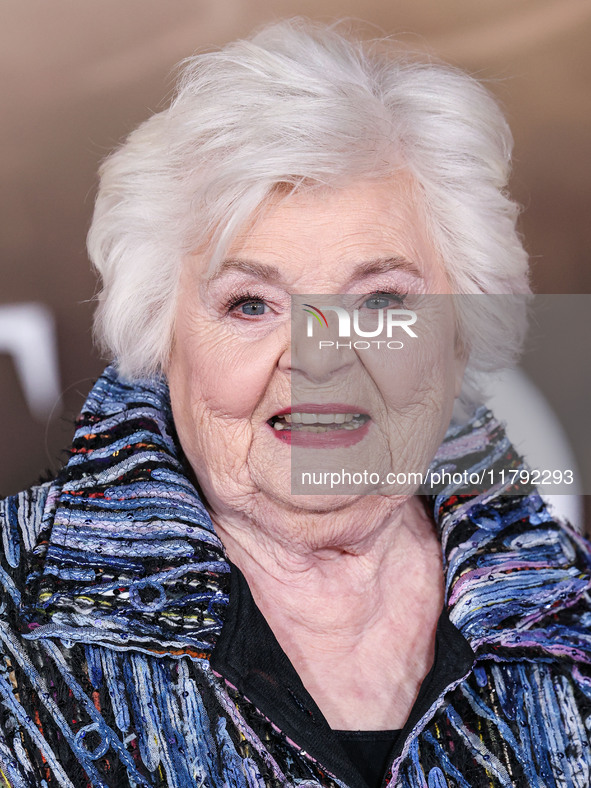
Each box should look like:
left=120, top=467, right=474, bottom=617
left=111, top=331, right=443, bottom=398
left=279, top=300, right=357, bottom=384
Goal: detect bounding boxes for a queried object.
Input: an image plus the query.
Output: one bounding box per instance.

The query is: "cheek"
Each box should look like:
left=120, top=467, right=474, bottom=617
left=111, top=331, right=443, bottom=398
left=360, top=312, right=459, bottom=436
left=169, top=325, right=279, bottom=421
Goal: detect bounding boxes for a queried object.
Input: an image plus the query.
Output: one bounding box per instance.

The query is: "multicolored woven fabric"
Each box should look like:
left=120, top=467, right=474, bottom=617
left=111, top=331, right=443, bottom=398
left=1, top=365, right=591, bottom=787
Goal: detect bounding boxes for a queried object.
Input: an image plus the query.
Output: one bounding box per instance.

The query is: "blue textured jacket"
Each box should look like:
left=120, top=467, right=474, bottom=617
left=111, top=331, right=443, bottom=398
left=1, top=366, right=591, bottom=787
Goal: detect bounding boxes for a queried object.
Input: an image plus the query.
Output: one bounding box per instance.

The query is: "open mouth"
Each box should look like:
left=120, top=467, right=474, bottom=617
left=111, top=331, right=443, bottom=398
left=268, top=412, right=370, bottom=433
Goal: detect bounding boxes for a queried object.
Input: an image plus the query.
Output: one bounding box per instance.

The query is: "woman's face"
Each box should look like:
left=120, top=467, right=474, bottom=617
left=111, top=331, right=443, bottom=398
left=167, top=176, right=465, bottom=522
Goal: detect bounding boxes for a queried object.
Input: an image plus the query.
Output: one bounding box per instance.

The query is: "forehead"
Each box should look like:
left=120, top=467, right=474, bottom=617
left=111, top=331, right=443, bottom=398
left=208, top=176, right=448, bottom=290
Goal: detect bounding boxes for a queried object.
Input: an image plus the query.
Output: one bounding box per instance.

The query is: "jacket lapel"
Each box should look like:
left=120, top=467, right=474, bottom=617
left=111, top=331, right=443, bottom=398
left=25, top=366, right=230, bottom=657
left=431, top=411, right=591, bottom=664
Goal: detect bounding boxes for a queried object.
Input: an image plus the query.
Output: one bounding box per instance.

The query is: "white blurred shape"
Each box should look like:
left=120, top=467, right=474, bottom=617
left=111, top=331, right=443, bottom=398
left=486, top=367, right=583, bottom=532
left=0, top=302, right=61, bottom=420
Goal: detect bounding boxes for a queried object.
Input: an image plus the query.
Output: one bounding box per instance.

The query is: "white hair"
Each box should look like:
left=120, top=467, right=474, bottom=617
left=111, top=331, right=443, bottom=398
left=88, top=18, right=531, bottom=391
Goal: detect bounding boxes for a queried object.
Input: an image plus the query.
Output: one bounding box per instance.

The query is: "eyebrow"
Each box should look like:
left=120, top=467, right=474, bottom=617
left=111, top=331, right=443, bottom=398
left=347, top=256, right=424, bottom=283
left=209, top=259, right=283, bottom=282
left=209, top=255, right=423, bottom=284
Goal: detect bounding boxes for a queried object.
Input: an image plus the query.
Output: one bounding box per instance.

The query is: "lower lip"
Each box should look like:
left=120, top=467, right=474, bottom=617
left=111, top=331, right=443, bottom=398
left=269, top=420, right=371, bottom=448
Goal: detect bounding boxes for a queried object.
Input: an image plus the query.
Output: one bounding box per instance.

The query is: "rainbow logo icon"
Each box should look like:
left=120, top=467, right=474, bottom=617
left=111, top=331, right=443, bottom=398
left=302, top=304, right=329, bottom=328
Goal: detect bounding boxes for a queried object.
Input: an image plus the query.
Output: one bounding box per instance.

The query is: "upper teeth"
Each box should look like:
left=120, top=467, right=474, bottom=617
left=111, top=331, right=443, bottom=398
left=280, top=413, right=360, bottom=424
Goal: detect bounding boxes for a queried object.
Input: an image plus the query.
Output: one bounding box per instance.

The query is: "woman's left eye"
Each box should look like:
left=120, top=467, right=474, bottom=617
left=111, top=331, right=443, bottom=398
left=362, top=293, right=406, bottom=310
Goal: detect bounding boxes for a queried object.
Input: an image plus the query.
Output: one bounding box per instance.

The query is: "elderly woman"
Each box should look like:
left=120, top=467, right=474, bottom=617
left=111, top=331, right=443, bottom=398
left=1, top=19, right=590, bottom=788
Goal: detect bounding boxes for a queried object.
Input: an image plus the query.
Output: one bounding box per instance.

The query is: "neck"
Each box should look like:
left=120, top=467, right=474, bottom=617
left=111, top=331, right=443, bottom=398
left=212, top=495, right=444, bottom=729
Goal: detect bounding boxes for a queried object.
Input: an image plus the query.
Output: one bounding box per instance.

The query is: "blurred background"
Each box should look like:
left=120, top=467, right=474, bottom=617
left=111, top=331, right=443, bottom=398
left=1, top=0, right=590, bottom=521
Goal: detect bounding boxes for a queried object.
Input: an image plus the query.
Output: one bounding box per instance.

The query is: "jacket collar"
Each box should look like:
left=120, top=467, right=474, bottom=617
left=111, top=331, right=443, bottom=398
left=26, top=365, right=229, bottom=657
left=24, top=366, right=591, bottom=665
left=429, top=412, right=591, bottom=662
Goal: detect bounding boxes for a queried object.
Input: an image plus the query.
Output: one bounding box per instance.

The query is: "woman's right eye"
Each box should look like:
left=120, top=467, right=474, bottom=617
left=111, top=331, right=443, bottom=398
left=225, top=294, right=271, bottom=318
left=238, top=299, right=268, bottom=316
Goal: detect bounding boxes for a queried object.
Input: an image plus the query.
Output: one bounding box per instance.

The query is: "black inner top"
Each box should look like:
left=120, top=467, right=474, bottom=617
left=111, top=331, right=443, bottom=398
left=210, top=562, right=474, bottom=788
left=334, top=730, right=402, bottom=788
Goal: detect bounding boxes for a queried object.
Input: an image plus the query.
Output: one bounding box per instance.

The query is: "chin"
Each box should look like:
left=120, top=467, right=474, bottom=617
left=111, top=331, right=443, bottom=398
left=254, top=479, right=356, bottom=512
left=288, top=492, right=364, bottom=513
left=263, top=484, right=393, bottom=516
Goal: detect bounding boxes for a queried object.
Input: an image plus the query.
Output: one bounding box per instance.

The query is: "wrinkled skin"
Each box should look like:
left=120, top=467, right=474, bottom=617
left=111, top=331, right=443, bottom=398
left=167, top=176, right=466, bottom=729
left=168, top=176, right=464, bottom=550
